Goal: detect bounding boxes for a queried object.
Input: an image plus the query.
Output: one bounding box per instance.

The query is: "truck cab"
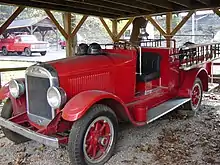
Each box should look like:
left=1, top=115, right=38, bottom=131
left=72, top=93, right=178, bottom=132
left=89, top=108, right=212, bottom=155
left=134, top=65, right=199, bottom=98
left=0, top=40, right=219, bottom=165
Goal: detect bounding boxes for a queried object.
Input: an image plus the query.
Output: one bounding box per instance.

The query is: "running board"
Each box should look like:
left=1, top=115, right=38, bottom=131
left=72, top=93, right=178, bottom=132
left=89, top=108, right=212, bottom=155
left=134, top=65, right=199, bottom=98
left=208, top=83, right=219, bottom=92
left=147, top=98, right=190, bottom=124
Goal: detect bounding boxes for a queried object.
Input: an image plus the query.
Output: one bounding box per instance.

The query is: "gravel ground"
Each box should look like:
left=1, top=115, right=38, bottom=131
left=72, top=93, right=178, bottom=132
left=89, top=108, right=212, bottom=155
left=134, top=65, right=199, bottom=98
left=0, top=92, right=220, bottom=165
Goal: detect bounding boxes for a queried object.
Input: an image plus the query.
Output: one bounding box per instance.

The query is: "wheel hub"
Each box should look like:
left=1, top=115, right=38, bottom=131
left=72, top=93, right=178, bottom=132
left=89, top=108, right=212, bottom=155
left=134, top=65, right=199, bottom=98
left=83, top=116, right=114, bottom=163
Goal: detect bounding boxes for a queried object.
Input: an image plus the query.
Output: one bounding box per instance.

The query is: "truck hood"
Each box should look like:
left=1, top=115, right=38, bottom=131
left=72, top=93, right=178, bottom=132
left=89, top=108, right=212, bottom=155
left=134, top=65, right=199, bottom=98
left=48, top=53, right=133, bottom=76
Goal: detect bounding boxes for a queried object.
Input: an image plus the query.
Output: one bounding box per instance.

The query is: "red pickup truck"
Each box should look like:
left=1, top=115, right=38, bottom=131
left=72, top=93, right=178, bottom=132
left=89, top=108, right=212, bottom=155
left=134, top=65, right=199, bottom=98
left=0, top=35, right=48, bottom=56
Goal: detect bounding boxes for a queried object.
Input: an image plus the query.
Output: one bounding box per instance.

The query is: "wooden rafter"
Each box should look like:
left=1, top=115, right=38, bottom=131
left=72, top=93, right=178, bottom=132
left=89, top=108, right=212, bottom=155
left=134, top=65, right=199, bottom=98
left=0, top=6, right=25, bottom=34
left=69, top=0, right=139, bottom=14
left=171, top=10, right=194, bottom=36
left=99, top=17, right=115, bottom=41
left=71, top=15, right=88, bottom=37
left=137, top=0, right=173, bottom=10
left=146, top=16, right=166, bottom=36
left=116, top=18, right=134, bottom=40
left=168, top=0, right=191, bottom=8
left=45, top=10, right=68, bottom=39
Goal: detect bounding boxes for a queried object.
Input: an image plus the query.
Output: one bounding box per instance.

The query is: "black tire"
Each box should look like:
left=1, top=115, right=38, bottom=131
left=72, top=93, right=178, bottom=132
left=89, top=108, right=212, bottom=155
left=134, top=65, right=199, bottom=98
left=40, top=51, right=46, bottom=56
left=68, top=104, right=118, bottom=165
left=184, top=78, right=203, bottom=112
left=17, top=52, right=22, bottom=55
left=1, top=99, right=29, bottom=144
left=24, top=48, right=32, bottom=56
left=61, top=46, right=65, bottom=49
left=2, top=47, right=8, bottom=56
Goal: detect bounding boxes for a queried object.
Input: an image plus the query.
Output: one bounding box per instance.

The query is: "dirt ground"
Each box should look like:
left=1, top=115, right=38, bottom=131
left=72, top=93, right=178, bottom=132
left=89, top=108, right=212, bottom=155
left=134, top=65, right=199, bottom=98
left=0, top=92, right=220, bottom=165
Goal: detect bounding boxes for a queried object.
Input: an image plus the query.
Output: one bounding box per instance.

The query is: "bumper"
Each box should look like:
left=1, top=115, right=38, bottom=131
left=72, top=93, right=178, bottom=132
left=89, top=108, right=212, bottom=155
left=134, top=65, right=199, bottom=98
left=0, top=117, right=59, bottom=148
left=30, top=48, right=47, bottom=52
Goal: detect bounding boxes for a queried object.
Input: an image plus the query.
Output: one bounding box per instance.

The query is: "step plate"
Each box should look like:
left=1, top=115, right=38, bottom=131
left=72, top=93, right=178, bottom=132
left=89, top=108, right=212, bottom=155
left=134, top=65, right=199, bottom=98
left=147, top=98, right=190, bottom=124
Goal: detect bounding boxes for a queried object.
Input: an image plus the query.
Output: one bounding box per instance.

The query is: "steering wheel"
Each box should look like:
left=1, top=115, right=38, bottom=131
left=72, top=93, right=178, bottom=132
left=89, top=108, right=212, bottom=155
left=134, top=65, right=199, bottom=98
left=114, top=39, right=133, bottom=49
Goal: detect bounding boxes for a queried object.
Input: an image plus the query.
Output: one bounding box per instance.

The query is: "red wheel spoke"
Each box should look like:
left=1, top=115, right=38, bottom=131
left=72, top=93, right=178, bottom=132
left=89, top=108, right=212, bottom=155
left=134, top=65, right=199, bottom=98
left=99, top=145, right=106, bottom=154
left=92, top=145, right=98, bottom=158
left=87, top=144, right=92, bottom=154
left=99, top=123, right=106, bottom=133
left=94, top=122, right=101, bottom=131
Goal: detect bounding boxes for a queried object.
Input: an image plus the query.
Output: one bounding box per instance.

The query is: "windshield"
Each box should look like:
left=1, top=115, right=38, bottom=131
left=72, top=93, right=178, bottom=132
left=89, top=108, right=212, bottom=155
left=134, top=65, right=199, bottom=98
left=20, top=35, right=38, bottom=42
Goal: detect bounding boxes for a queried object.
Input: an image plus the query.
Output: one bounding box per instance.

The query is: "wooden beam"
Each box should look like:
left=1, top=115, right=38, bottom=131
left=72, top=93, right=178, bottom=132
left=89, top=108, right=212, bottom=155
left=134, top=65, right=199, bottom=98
left=213, top=8, right=220, bottom=17
left=0, top=6, right=25, bottom=34
left=137, top=0, right=173, bottom=10
left=171, top=10, right=194, bottom=36
left=33, top=0, right=124, bottom=16
left=146, top=16, right=166, bottom=36
left=101, top=0, right=156, bottom=12
left=71, top=15, right=88, bottom=37
left=99, top=18, right=115, bottom=41
left=166, top=12, right=172, bottom=47
left=45, top=10, right=68, bottom=39
left=0, top=0, right=117, bottom=18
left=168, top=0, right=191, bottom=8
left=69, top=0, right=139, bottom=14
left=112, top=20, right=118, bottom=37
left=63, top=12, right=72, bottom=57
left=116, top=18, right=134, bottom=40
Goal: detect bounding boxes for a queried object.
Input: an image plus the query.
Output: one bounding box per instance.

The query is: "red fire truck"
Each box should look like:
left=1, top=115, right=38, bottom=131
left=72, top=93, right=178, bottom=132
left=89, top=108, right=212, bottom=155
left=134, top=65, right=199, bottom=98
left=0, top=34, right=48, bottom=56
left=0, top=39, right=219, bottom=165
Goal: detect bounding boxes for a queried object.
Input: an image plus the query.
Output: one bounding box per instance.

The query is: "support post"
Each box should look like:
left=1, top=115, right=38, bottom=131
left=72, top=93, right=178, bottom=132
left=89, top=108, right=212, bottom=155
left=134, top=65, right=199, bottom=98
left=0, top=7, right=25, bottom=34
left=166, top=12, right=172, bottom=47
left=112, top=19, right=118, bottom=39
left=64, top=12, right=72, bottom=57
left=213, top=8, right=220, bottom=17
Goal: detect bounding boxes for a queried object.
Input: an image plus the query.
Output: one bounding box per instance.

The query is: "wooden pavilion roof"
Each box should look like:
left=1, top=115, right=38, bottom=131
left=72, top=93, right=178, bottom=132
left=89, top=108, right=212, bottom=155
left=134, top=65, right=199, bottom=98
left=0, top=0, right=219, bottom=19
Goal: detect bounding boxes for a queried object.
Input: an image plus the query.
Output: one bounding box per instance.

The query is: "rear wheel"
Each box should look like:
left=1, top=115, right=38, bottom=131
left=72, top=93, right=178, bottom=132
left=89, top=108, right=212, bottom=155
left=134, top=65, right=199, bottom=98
left=185, top=78, right=203, bottom=112
left=40, top=51, right=46, bottom=56
left=2, top=47, right=8, bottom=56
left=68, top=104, right=118, bottom=165
left=24, top=48, right=32, bottom=56
left=1, top=99, right=29, bottom=144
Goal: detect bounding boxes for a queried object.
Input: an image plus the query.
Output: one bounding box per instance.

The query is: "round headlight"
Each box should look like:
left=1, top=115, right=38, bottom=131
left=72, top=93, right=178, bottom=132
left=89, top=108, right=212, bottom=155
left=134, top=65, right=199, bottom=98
left=47, top=87, right=66, bottom=109
left=9, top=80, right=25, bottom=98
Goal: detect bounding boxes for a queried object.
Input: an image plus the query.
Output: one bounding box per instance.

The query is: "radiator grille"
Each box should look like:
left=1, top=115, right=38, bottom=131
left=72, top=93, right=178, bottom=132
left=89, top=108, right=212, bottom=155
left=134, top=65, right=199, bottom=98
left=27, top=75, right=52, bottom=119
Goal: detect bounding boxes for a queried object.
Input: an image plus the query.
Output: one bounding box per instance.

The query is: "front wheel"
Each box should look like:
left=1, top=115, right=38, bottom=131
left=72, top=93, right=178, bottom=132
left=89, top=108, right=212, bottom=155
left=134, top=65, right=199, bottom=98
left=68, top=104, right=118, bottom=165
left=185, top=78, right=203, bottom=112
left=24, top=48, right=32, bottom=56
left=1, top=99, right=30, bottom=144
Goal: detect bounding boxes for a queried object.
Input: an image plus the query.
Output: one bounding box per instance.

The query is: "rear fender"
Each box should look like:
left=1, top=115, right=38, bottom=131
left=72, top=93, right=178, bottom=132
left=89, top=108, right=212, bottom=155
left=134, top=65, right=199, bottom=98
left=178, top=68, right=208, bottom=97
left=62, top=90, right=131, bottom=122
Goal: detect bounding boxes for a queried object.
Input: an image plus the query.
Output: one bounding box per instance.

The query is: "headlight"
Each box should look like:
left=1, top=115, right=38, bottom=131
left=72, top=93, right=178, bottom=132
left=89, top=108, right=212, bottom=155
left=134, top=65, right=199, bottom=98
left=47, top=87, right=66, bottom=109
left=9, top=80, right=25, bottom=98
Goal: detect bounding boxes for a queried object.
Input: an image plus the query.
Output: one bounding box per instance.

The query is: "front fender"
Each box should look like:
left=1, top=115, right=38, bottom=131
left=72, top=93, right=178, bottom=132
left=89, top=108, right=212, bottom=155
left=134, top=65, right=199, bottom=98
left=62, top=90, right=127, bottom=122
left=178, top=68, right=208, bottom=97
left=0, top=83, right=9, bottom=101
